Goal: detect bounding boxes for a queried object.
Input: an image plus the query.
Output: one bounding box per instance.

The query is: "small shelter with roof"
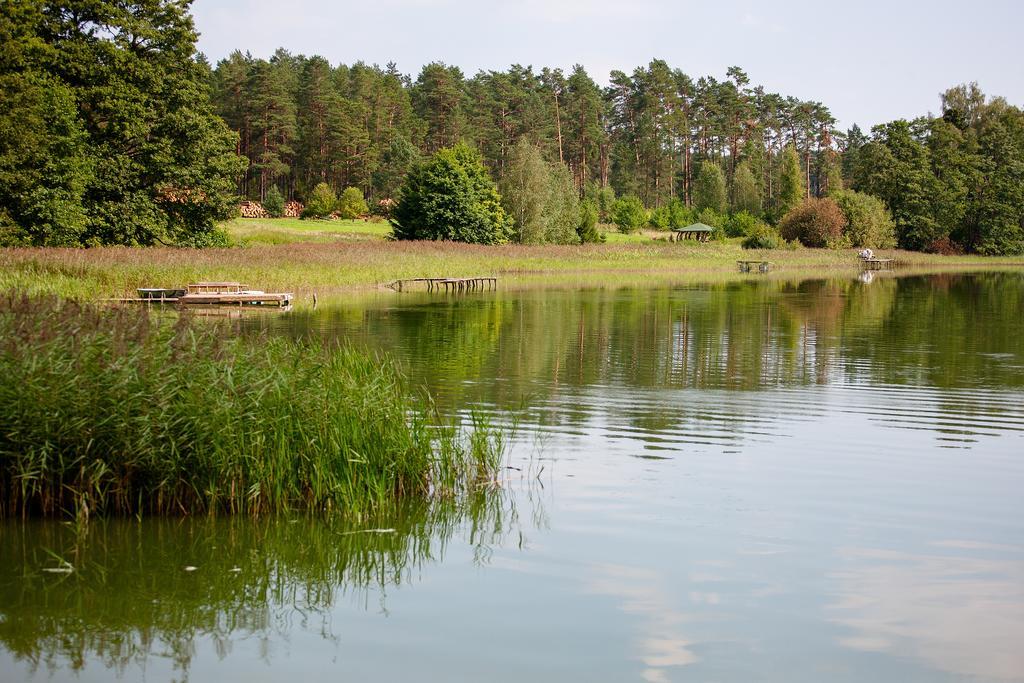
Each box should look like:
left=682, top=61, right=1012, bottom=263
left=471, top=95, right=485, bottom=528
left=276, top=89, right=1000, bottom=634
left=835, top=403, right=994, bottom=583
left=670, top=222, right=715, bottom=242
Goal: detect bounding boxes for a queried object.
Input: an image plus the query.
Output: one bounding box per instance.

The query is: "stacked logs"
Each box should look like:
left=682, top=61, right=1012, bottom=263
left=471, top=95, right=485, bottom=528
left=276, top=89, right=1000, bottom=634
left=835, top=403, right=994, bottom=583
left=238, top=201, right=305, bottom=218
left=239, top=201, right=266, bottom=218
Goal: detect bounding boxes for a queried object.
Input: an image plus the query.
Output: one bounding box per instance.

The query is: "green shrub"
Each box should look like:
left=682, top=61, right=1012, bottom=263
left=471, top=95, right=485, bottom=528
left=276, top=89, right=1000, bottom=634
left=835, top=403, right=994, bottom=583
left=726, top=210, right=760, bottom=238
left=742, top=224, right=782, bottom=249
left=336, top=187, right=369, bottom=219
left=666, top=199, right=693, bottom=230
left=649, top=205, right=671, bottom=230
left=263, top=186, right=285, bottom=218
left=779, top=198, right=848, bottom=248
left=301, top=182, right=337, bottom=219
left=611, top=195, right=648, bottom=233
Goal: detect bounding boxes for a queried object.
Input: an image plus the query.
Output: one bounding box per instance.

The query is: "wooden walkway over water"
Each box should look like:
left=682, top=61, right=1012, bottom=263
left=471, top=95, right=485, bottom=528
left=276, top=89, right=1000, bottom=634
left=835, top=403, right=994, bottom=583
left=388, top=277, right=498, bottom=293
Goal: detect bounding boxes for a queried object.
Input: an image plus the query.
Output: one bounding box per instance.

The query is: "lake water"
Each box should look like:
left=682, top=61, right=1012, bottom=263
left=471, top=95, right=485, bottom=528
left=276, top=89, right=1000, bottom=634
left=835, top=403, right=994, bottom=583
left=3, top=271, right=1023, bottom=682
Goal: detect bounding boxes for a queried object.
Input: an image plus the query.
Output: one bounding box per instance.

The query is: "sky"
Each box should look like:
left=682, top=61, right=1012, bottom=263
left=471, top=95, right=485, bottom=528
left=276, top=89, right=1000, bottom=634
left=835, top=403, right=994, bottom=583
left=190, top=0, right=1023, bottom=131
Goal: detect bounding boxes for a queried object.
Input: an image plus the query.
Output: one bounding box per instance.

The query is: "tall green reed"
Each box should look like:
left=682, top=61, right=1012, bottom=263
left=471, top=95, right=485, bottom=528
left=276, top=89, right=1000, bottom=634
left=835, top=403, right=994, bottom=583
left=0, top=292, right=506, bottom=518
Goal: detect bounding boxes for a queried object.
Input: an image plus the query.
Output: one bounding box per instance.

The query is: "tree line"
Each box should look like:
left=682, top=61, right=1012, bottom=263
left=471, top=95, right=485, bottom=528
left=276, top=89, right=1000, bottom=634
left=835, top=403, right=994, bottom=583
left=0, top=1, right=1021, bottom=253
left=210, top=51, right=1024, bottom=254
left=209, top=52, right=840, bottom=218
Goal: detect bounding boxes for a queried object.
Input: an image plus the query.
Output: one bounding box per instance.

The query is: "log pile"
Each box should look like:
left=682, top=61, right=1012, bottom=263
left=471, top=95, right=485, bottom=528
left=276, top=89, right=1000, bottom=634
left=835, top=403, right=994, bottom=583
left=238, top=200, right=305, bottom=218
left=239, top=201, right=266, bottom=218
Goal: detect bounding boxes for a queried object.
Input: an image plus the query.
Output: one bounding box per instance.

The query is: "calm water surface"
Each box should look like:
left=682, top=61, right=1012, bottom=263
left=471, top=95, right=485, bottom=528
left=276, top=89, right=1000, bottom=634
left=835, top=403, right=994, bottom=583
left=3, top=272, right=1023, bottom=682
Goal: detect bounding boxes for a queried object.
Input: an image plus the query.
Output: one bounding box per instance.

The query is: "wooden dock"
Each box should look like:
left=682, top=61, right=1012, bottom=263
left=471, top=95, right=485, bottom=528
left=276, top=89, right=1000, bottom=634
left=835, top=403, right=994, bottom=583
left=389, top=277, right=498, bottom=293
left=861, top=258, right=895, bottom=270
left=116, top=282, right=292, bottom=307
left=737, top=260, right=772, bottom=273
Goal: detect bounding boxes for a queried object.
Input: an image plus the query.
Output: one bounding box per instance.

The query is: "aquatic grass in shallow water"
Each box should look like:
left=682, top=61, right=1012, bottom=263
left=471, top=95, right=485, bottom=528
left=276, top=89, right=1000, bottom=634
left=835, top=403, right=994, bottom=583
left=0, top=292, right=505, bottom=518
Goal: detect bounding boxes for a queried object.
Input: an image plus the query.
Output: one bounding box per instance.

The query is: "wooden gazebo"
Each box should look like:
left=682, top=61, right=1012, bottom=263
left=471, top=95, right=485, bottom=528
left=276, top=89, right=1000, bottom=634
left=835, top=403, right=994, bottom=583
left=670, top=223, right=715, bottom=242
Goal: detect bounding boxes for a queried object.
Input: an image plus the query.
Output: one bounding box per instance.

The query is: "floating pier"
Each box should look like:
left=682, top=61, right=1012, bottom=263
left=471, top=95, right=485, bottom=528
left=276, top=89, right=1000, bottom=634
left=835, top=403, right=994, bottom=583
left=388, top=277, right=498, bottom=293
left=737, top=260, right=772, bottom=273
left=117, top=282, right=292, bottom=307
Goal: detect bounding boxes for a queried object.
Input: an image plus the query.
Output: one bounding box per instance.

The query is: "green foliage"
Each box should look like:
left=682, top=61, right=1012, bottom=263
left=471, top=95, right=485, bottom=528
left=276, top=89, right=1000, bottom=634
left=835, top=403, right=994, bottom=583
left=779, top=198, right=848, bottom=248
left=694, top=162, right=727, bottom=213
left=731, top=161, right=761, bottom=214
left=726, top=211, right=764, bottom=238
left=649, top=206, right=671, bottom=230
left=854, top=121, right=944, bottom=250
left=696, top=208, right=726, bottom=229
left=545, top=163, right=582, bottom=244
left=578, top=199, right=605, bottom=243
left=302, top=182, right=337, bottom=219
left=500, top=140, right=580, bottom=245
left=0, top=0, right=246, bottom=247
left=337, top=187, right=369, bottom=219
left=819, top=151, right=844, bottom=195
left=374, top=135, right=421, bottom=200
left=263, top=186, right=286, bottom=218
left=611, top=195, right=648, bottom=233
left=831, top=189, right=896, bottom=248
left=0, top=72, right=90, bottom=246
left=0, top=293, right=506, bottom=518
left=584, top=183, right=617, bottom=222
left=741, top=225, right=782, bottom=250
left=501, top=140, right=549, bottom=243
left=964, top=109, right=1024, bottom=255
left=391, top=142, right=512, bottom=244
left=666, top=199, right=694, bottom=229
left=778, top=145, right=805, bottom=218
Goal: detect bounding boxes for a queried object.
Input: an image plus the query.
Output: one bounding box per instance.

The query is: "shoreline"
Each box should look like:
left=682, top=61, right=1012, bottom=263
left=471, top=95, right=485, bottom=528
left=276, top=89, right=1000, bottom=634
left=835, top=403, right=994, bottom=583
left=2, top=239, right=1021, bottom=302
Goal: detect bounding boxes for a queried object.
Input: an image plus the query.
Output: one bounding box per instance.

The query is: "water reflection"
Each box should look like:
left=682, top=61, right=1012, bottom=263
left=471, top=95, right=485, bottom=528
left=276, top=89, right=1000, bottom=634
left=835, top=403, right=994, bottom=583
left=587, top=564, right=698, bottom=682
left=248, top=272, right=1024, bottom=450
left=829, top=543, right=1024, bottom=680
left=0, top=492, right=518, bottom=680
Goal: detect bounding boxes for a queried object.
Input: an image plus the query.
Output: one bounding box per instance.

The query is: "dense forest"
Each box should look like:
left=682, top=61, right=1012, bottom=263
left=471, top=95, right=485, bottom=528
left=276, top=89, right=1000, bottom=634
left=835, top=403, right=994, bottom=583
left=0, top=1, right=1022, bottom=253
left=208, top=51, right=1024, bottom=254
left=210, top=52, right=838, bottom=217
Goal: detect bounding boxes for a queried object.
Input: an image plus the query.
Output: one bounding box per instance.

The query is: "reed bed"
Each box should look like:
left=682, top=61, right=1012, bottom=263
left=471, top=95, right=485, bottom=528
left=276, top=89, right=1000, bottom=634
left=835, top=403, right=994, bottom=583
left=0, top=292, right=505, bottom=519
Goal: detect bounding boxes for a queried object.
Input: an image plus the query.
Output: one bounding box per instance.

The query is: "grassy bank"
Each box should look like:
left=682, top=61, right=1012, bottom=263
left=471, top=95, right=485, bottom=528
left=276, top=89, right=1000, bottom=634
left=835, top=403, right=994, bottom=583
left=1, top=238, right=1021, bottom=300
left=0, top=293, right=504, bottom=519
left=225, top=217, right=392, bottom=245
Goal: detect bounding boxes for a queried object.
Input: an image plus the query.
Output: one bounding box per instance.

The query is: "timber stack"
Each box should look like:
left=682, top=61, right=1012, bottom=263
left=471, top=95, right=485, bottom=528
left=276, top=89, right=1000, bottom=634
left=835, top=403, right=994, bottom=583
left=238, top=200, right=304, bottom=218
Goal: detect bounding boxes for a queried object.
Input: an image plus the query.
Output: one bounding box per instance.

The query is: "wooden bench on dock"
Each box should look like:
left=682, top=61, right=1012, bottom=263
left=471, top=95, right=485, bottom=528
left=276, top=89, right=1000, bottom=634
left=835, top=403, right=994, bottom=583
left=738, top=260, right=772, bottom=273
left=389, top=277, right=498, bottom=293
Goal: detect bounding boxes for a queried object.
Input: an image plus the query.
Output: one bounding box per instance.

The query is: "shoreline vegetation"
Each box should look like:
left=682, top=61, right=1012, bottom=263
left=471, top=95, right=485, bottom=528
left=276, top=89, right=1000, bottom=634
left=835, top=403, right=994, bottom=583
left=1, top=224, right=1021, bottom=301
left=0, top=292, right=506, bottom=519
